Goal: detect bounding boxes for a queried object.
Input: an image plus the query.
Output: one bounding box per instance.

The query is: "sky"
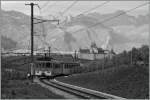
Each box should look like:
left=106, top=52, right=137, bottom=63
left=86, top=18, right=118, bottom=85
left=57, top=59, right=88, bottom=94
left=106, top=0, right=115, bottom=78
left=1, top=1, right=149, bottom=18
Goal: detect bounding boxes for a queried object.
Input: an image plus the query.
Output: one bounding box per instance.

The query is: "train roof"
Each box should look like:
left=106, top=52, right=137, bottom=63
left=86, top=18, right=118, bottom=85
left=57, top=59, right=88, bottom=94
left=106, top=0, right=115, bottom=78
left=35, top=60, right=61, bottom=63
left=35, top=60, right=80, bottom=64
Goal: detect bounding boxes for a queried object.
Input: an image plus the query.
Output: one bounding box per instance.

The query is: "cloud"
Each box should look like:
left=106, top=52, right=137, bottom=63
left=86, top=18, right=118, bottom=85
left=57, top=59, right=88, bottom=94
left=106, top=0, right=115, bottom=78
left=2, top=1, right=149, bottom=17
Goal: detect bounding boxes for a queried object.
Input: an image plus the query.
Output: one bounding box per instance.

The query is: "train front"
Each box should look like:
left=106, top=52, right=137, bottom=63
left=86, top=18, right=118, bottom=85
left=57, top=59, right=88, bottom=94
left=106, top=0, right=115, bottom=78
left=33, top=61, right=52, bottom=78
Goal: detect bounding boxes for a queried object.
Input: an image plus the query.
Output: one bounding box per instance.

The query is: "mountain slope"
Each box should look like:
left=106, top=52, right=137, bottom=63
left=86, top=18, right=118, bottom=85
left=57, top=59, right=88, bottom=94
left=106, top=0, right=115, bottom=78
left=1, top=10, right=149, bottom=53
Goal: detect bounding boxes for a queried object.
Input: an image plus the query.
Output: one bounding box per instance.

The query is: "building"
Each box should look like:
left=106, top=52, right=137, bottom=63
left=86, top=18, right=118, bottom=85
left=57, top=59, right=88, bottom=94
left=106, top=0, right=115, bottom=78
left=78, top=43, right=115, bottom=60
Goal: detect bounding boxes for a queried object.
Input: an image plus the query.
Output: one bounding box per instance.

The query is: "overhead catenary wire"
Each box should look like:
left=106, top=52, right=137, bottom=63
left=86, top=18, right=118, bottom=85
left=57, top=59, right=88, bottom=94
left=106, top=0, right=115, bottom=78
left=41, top=1, right=57, bottom=14
left=35, top=4, right=51, bottom=51
left=37, top=2, right=149, bottom=38
left=77, top=1, right=110, bottom=16
left=37, top=5, right=46, bottom=37
left=35, top=5, right=61, bottom=52
left=61, top=0, right=78, bottom=16
left=36, top=1, right=77, bottom=42
left=39, top=1, right=51, bottom=10
left=34, top=2, right=149, bottom=53
left=58, top=1, right=110, bottom=27
left=89, top=2, right=149, bottom=28
left=68, top=2, right=149, bottom=34
left=56, top=2, right=149, bottom=52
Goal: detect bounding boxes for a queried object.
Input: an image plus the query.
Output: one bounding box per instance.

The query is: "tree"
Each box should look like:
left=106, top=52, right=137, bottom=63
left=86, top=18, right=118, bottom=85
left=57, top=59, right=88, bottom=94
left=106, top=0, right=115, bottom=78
left=132, top=47, right=139, bottom=65
left=139, top=45, right=149, bottom=66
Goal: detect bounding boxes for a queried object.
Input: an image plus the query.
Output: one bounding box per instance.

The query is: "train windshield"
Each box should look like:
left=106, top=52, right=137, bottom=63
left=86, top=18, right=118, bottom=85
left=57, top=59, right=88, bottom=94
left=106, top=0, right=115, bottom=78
left=55, top=63, right=60, bottom=68
left=46, top=62, right=50, bottom=68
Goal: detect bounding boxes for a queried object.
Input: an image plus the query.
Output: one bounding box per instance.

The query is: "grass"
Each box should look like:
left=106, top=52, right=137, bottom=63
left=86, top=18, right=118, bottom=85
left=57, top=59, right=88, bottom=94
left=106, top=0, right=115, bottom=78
left=1, top=56, right=64, bottom=99
left=2, top=80, right=64, bottom=99
left=57, top=65, right=149, bottom=99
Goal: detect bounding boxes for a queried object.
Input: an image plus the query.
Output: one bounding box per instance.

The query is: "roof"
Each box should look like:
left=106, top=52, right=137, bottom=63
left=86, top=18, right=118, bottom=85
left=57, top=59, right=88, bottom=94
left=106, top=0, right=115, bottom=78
left=35, top=60, right=61, bottom=64
left=79, top=49, right=90, bottom=53
left=35, top=60, right=80, bottom=64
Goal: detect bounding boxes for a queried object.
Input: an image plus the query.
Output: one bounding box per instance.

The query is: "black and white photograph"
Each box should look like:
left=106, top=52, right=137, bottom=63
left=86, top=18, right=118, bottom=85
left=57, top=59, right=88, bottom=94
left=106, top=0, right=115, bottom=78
left=1, top=0, right=149, bottom=99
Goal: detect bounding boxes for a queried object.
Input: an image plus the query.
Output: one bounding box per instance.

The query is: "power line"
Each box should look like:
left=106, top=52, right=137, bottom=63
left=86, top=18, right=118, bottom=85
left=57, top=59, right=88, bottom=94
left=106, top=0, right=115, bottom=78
left=90, top=2, right=149, bottom=28
left=78, top=1, right=110, bottom=16
left=39, top=2, right=149, bottom=38
left=40, top=1, right=51, bottom=10
left=34, top=2, right=148, bottom=53
left=59, top=1, right=110, bottom=26
left=69, top=2, right=149, bottom=34
left=35, top=4, right=59, bottom=52
left=61, top=0, right=78, bottom=16
left=41, top=1, right=57, bottom=13
left=36, top=5, right=46, bottom=38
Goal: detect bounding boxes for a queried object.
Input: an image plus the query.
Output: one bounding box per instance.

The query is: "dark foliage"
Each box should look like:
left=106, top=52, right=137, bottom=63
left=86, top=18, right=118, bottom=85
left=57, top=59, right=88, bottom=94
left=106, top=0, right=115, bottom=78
left=1, top=35, right=17, bottom=50
left=1, top=56, right=64, bottom=99
left=112, top=45, right=149, bottom=66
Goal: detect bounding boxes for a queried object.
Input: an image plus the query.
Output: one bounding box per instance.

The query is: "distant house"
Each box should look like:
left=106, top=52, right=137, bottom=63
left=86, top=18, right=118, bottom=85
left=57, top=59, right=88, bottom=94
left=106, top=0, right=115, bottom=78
left=79, top=48, right=90, bottom=54
left=78, top=47, right=115, bottom=60
left=136, top=61, right=144, bottom=65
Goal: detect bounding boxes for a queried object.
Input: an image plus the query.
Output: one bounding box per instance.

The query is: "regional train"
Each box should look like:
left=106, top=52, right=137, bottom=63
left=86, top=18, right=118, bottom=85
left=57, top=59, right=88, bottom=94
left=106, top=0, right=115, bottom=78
left=31, top=58, right=81, bottom=78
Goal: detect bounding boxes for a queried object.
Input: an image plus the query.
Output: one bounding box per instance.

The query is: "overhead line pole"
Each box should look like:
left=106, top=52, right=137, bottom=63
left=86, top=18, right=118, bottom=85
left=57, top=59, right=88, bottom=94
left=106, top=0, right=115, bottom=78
left=25, top=3, right=38, bottom=81
left=25, top=2, right=38, bottom=62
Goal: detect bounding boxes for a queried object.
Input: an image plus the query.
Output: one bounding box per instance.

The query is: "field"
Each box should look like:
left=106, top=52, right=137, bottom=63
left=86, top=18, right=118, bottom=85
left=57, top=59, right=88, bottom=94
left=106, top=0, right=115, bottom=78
left=2, top=55, right=149, bottom=99
left=1, top=56, right=64, bottom=99
left=57, top=64, right=149, bottom=99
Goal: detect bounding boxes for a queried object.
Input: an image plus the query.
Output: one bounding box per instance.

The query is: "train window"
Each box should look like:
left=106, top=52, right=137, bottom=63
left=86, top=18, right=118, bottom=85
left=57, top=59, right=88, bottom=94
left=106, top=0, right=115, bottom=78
left=38, top=63, right=42, bottom=67
left=44, top=63, right=46, bottom=68
left=41, top=63, right=43, bottom=67
left=46, top=63, right=50, bottom=68
left=36, top=63, right=38, bottom=68
left=55, top=64, right=57, bottom=68
left=54, top=63, right=56, bottom=68
left=43, top=63, right=46, bottom=68
left=66, top=64, right=68, bottom=68
left=55, top=64, right=60, bottom=68
left=51, top=63, right=53, bottom=68
left=66, top=64, right=68, bottom=69
left=67, top=64, right=68, bottom=69
left=70, top=64, right=72, bottom=67
left=37, top=63, right=39, bottom=68
left=44, top=63, right=46, bottom=67
left=65, top=64, right=67, bottom=69
left=40, top=63, right=42, bottom=68
left=49, top=63, right=51, bottom=68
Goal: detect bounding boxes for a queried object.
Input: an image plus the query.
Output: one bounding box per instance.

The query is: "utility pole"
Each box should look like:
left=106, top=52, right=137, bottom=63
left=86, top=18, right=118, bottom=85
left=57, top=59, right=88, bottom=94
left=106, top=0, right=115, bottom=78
left=48, top=46, right=51, bottom=57
left=25, top=3, right=38, bottom=81
left=103, top=53, right=105, bottom=70
left=25, top=3, right=59, bottom=81
left=74, top=50, right=76, bottom=61
left=131, top=49, right=132, bottom=65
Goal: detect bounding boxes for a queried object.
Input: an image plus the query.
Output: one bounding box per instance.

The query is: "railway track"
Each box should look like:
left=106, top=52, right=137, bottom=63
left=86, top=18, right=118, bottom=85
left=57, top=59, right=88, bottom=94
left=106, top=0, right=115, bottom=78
left=40, top=78, right=126, bottom=99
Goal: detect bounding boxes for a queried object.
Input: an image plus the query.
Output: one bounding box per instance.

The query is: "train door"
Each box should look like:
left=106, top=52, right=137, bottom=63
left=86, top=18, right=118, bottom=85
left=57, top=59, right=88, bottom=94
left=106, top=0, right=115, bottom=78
left=70, top=64, right=72, bottom=74
left=35, top=62, right=42, bottom=76
left=55, top=63, right=61, bottom=75
left=65, top=64, right=70, bottom=75
left=63, top=64, right=66, bottom=75
left=62, top=63, right=64, bottom=74
left=51, top=62, right=54, bottom=75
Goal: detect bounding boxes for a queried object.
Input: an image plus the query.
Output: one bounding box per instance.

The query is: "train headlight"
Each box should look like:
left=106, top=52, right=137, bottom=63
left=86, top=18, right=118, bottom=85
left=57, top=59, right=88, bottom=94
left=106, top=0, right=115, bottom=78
left=45, top=71, right=51, bottom=76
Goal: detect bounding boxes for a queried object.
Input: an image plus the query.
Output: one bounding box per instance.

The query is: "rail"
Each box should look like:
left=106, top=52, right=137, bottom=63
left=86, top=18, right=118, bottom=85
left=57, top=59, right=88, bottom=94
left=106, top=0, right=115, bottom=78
left=40, top=78, right=126, bottom=99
